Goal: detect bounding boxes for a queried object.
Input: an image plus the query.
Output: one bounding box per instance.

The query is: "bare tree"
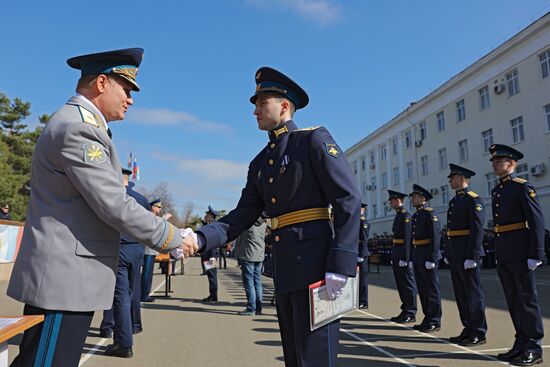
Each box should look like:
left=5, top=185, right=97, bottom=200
left=148, top=182, right=181, bottom=225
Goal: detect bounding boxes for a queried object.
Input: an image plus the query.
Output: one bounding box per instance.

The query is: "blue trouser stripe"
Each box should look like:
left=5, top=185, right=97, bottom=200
left=34, top=312, right=53, bottom=367
left=43, top=312, right=62, bottom=366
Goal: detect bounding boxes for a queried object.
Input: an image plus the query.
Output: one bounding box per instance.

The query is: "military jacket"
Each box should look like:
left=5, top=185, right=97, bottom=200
left=391, top=207, right=412, bottom=262
left=491, top=174, right=545, bottom=261
left=358, top=216, right=370, bottom=258
left=411, top=204, right=442, bottom=263
left=446, top=187, right=485, bottom=260
left=197, top=120, right=360, bottom=293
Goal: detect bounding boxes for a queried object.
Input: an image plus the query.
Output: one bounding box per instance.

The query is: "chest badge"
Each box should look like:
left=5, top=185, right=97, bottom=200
left=475, top=203, right=483, bottom=211
left=325, top=143, right=340, bottom=158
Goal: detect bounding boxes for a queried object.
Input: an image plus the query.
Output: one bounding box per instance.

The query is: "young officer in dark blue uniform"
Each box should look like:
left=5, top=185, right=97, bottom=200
left=358, top=203, right=370, bottom=308
left=387, top=190, right=416, bottom=324
left=445, top=164, right=487, bottom=346
left=409, top=184, right=442, bottom=332
left=101, top=168, right=150, bottom=358
left=201, top=206, right=219, bottom=302
left=489, top=144, right=545, bottom=366
left=195, top=67, right=360, bottom=367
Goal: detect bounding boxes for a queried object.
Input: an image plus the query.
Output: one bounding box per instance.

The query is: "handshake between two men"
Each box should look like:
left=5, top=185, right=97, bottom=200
left=170, top=227, right=200, bottom=259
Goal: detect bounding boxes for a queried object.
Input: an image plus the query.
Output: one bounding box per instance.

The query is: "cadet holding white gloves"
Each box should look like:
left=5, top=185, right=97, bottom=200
left=445, top=164, right=487, bottom=347
left=409, top=184, right=442, bottom=333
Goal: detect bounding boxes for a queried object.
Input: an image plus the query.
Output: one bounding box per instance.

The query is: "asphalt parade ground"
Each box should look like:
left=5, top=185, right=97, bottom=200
left=2, top=257, right=549, bottom=366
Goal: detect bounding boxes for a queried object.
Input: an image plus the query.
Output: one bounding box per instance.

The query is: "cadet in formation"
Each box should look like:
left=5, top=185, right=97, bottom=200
left=387, top=190, right=416, bottom=324
left=6, top=48, right=193, bottom=367
left=201, top=206, right=220, bottom=303
left=358, top=203, right=370, bottom=309
left=409, top=184, right=442, bottom=333
left=193, top=66, right=360, bottom=367
left=489, top=144, right=545, bottom=366
left=445, top=164, right=487, bottom=346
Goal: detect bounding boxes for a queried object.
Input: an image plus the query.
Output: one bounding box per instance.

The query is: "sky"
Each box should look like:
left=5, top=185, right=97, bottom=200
left=2, top=0, right=550, bottom=215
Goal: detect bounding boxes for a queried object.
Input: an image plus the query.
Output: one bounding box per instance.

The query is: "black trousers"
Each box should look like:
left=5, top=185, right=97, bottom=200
left=413, top=262, right=442, bottom=325
left=10, top=304, right=94, bottom=367
left=358, top=260, right=368, bottom=306
left=449, top=259, right=487, bottom=336
left=206, top=267, right=218, bottom=298
left=276, top=289, right=340, bottom=367
left=497, top=260, right=544, bottom=353
left=391, top=261, right=417, bottom=316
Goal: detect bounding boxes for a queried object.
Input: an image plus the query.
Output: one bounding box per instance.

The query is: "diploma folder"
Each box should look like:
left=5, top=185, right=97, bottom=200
left=308, top=268, right=359, bottom=331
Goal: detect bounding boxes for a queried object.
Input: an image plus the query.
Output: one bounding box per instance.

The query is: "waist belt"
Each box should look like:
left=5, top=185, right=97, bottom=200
left=494, top=221, right=528, bottom=233
left=271, top=208, right=331, bottom=230
left=447, top=229, right=470, bottom=237
left=393, top=239, right=405, bottom=244
left=412, top=239, right=430, bottom=245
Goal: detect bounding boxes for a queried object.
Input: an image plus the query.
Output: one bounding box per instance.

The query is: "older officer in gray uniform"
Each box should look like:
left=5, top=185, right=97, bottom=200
left=7, top=48, right=195, bottom=367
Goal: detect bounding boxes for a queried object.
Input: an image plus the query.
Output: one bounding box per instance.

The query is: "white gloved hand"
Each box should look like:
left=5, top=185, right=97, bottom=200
left=325, top=273, right=348, bottom=300
left=170, top=247, right=185, bottom=260
left=527, top=259, right=542, bottom=271
left=398, top=260, right=408, bottom=267
left=425, top=261, right=436, bottom=270
left=357, top=257, right=364, bottom=263
left=464, top=259, right=477, bottom=270
left=443, top=258, right=449, bottom=265
left=408, top=261, right=414, bottom=269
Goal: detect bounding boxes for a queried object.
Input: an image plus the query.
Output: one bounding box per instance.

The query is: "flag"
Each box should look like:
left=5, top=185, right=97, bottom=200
left=127, top=152, right=133, bottom=169
left=132, top=157, right=140, bottom=182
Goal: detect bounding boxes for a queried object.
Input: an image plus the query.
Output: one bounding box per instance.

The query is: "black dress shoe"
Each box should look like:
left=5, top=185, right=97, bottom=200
left=449, top=329, right=470, bottom=344
left=105, top=343, right=133, bottom=358
left=141, top=297, right=155, bottom=303
left=510, top=351, right=543, bottom=366
left=396, top=315, right=416, bottom=324
left=202, top=295, right=218, bottom=303
left=99, top=329, right=112, bottom=338
left=497, top=348, right=522, bottom=362
left=133, top=328, right=143, bottom=335
left=412, top=323, right=424, bottom=330
left=419, top=323, right=440, bottom=333
left=359, top=304, right=368, bottom=309
left=390, top=313, right=404, bottom=322
left=459, top=335, right=486, bottom=346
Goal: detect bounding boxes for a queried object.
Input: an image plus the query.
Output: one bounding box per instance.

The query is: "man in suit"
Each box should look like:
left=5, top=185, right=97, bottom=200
left=387, top=190, right=416, bottom=324
left=7, top=48, right=196, bottom=367
left=445, top=164, right=487, bottom=346
left=358, top=203, right=370, bottom=308
left=188, top=67, right=360, bottom=367
left=409, top=184, right=442, bottom=333
left=201, top=206, right=220, bottom=302
left=489, top=144, right=545, bottom=366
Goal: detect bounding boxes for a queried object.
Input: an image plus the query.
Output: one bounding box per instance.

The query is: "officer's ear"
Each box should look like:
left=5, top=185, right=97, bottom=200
left=96, top=74, right=110, bottom=93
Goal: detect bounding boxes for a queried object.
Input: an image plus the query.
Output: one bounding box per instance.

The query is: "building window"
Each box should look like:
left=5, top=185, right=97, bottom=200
left=479, top=86, right=490, bottom=110
left=406, top=161, right=413, bottom=181
left=421, top=155, right=429, bottom=176
left=458, top=139, right=468, bottom=162
left=371, top=177, right=376, bottom=190
left=540, top=49, right=550, bottom=79
left=438, top=148, right=447, bottom=170
left=372, top=204, right=377, bottom=218
left=381, top=172, right=388, bottom=189
left=405, top=130, right=412, bottom=149
left=393, top=167, right=400, bottom=186
left=456, top=99, right=466, bottom=122
left=482, top=129, right=493, bottom=153
left=419, top=121, right=427, bottom=140
left=392, top=138, right=398, bottom=156
left=517, top=163, right=529, bottom=181
left=436, top=111, right=445, bottom=132
left=486, top=172, right=498, bottom=195
left=369, top=152, right=375, bottom=167
left=353, top=161, right=358, bottom=174
left=545, top=104, right=550, bottom=131
left=506, top=69, right=520, bottom=96
left=510, top=116, right=524, bottom=143
left=380, top=144, right=387, bottom=160
left=361, top=181, right=367, bottom=195
left=441, top=185, right=449, bottom=205
left=361, top=155, right=366, bottom=171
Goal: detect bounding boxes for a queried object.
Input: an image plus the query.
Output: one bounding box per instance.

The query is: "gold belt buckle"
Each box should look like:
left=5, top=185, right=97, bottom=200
left=271, top=217, right=279, bottom=230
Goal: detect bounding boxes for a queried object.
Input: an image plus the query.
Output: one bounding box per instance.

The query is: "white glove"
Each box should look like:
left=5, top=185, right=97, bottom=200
left=170, top=247, right=185, bottom=259
left=425, top=261, right=436, bottom=270
left=408, top=261, right=413, bottom=269
left=443, top=258, right=449, bottom=265
left=398, top=260, right=408, bottom=267
left=325, top=272, right=348, bottom=300
left=464, top=259, right=477, bottom=270
left=181, top=227, right=197, bottom=243
left=357, top=257, right=364, bottom=263
left=527, top=259, right=542, bottom=271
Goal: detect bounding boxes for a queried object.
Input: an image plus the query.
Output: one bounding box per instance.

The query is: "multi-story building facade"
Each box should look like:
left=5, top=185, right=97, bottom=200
left=346, top=13, right=550, bottom=235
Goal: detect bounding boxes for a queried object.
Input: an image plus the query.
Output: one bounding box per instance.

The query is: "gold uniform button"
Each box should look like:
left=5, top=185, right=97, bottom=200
left=274, top=235, right=280, bottom=242
left=495, top=213, right=499, bottom=217
left=270, top=143, right=276, bottom=149
left=496, top=204, right=499, bottom=207
left=268, top=177, right=274, bottom=183
left=268, top=159, right=274, bottom=165
left=271, top=197, right=277, bottom=204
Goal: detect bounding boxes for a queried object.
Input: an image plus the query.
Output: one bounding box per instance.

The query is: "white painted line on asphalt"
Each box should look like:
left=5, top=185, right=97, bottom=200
left=341, top=328, right=417, bottom=367
left=357, top=310, right=509, bottom=365
left=79, top=262, right=184, bottom=366
left=400, top=345, right=550, bottom=358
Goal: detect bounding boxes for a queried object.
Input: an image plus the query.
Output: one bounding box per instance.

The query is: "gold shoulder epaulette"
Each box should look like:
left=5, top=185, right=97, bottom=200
left=513, top=177, right=527, bottom=184
left=77, top=105, right=100, bottom=128
left=294, top=126, right=321, bottom=132
left=401, top=208, right=407, bottom=214
left=467, top=191, right=479, bottom=198
left=424, top=207, right=434, bottom=212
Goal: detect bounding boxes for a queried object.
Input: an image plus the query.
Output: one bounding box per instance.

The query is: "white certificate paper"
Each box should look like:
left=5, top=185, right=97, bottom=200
left=0, top=317, right=22, bottom=329
left=309, top=269, right=359, bottom=331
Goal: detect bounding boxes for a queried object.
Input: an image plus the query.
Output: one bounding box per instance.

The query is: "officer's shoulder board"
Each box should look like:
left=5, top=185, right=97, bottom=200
left=424, top=207, right=434, bottom=212
left=69, top=103, right=101, bottom=128
left=294, top=126, right=321, bottom=132
left=513, top=177, right=527, bottom=184
left=466, top=191, right=479, bottom=198
left=400, top=208, right=407, bottom=214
